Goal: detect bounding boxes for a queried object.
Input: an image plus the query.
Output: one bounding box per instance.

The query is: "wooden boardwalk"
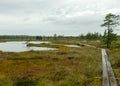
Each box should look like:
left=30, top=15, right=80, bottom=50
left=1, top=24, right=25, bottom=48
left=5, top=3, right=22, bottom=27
left=101, top=49, right=117, bottom=86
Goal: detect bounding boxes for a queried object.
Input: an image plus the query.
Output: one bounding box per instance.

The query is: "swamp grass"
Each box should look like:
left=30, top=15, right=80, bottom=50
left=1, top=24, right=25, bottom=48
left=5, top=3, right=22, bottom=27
left=106, top=48, right=120, bottom=86
left=0, top=40, right=102, bottom=86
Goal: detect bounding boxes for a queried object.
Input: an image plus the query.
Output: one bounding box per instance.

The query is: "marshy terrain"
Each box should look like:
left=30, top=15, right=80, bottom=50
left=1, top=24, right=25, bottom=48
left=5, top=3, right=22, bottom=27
left=0, top=38, right=120, bottom=86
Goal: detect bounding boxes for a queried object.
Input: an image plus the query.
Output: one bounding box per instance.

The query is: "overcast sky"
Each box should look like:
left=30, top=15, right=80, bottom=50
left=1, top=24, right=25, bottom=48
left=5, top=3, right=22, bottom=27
left=0, top=0, right=120, bottom=36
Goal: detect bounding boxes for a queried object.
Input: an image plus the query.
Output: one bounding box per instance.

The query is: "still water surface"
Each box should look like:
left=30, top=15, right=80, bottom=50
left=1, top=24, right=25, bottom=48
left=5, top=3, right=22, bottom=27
left=0, top=41, right=55, bottom=52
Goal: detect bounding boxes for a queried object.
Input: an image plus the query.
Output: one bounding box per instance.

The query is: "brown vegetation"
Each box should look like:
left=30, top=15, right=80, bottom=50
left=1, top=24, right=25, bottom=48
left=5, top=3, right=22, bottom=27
left=0, top=40, right=102, bottom=86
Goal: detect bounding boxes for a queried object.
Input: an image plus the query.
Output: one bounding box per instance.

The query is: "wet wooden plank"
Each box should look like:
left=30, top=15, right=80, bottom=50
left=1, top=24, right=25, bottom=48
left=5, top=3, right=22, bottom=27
left=101, top=49, right=118, bottom=86
left=102, top=49, right=109, bottom=86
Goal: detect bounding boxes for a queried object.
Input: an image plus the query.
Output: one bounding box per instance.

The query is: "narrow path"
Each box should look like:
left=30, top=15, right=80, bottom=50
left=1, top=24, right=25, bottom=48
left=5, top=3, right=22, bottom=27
left=101, top=49, right=117, bottom=86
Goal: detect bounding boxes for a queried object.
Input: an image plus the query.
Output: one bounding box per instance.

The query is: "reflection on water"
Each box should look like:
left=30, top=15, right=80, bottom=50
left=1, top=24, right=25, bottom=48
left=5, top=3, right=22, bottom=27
left=0, top=41, right=55, bottom=52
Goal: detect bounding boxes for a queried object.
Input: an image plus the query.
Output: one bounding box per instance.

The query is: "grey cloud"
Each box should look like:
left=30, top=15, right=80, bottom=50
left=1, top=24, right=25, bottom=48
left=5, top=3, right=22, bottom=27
left=0, top=0, right=120, bottom=36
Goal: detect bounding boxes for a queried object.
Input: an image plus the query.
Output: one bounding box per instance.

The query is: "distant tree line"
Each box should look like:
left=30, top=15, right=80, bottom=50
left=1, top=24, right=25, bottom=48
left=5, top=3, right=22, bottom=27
left=0, top=33, right=103, bottom=40
left=79, top=32, right=102, bottom=40
left=0, top=35, right=36, bottom=39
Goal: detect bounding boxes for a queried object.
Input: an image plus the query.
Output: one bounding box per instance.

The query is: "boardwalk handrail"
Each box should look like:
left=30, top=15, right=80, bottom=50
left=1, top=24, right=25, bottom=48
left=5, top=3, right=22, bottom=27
left=101, top=49, right=117, bottom=86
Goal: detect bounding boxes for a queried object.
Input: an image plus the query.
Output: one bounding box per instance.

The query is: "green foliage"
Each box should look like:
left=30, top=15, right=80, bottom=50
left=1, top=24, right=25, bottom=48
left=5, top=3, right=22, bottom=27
left=36, top=36, right=42, bottom=40
left=101, top=13, right=120, bottom=28
left=102, top=30, right=107, bottom=44
left=110, top=41, right=117, bottom=48
left=101, top=13, right=120, bottom=48
left=0, top=35, right=36, bottom=39
left=79, top=32, right=102, bottom=40
left=102, top=29, right=117, bottom=47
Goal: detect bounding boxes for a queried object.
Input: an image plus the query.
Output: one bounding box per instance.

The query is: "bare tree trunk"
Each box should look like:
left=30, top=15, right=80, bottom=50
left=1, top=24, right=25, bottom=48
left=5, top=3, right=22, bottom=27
left=107, top=24, right=110, bottom=48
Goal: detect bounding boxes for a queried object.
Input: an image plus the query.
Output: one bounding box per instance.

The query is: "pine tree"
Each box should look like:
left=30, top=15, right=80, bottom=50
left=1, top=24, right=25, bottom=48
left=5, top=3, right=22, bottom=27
left=101, top=13, right=120, bottom=48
